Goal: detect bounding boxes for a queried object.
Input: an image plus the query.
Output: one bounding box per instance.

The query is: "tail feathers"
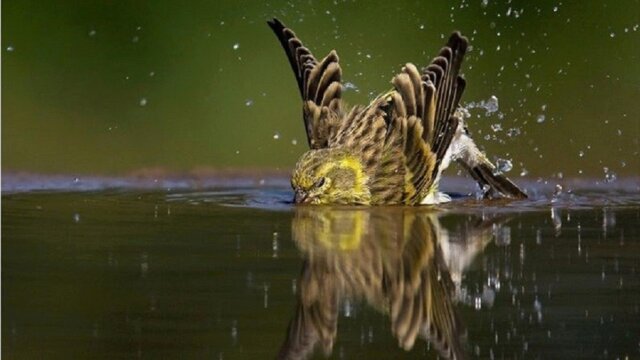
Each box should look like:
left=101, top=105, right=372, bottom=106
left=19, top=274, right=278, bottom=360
left=465, top=161, right=527, bottom=200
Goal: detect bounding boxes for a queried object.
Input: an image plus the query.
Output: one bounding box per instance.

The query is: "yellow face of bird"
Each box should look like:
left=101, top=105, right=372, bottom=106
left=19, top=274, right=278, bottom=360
left=291, top=149, right=372, bottom=205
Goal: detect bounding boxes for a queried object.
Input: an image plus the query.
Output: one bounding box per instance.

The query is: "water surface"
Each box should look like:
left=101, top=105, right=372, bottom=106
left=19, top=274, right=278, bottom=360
left=3, top=177, right=640, bottom=359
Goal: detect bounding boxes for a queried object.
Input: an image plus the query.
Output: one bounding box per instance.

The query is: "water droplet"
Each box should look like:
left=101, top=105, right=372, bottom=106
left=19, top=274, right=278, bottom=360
left=291, top=139, right=298, bottom=145
left=273, top=132, right=280, bottom=140
left=603, top=167, right=617, bottom=183
left=536, top=114, right=546, bottom=123
left=578, top=150, right=584, bottom=157
left=419, top=24, right=425, bottom=30
left=272, top=232, right=279, bottom=258
left=609, top=32, right=615, bottom=38
left=491, top=123, right=502, bottom=132
left=465, top=95, right=499, bottom=116
left=506, top=128, right=521, bottom=137
left=552, top=185, right=563, bottom=204
left=343, top=81, right=359, bottom=92
left=88, top=29, right=97, bottom=37
left=520, top=168, right=528, bottom=177
left=139, top=98, right=148, bottom=106
left=476, top=184, right=491, bottom=200
left=481, top=0, right=489, bottom=8
left=494, top=158, right=513, bottom=174
left=73, top=213, right=81, bottom=223
left=149, top=71, right=155, bottom=77
left=533, top=298, right=542, bottom=312
left=258, top=282, right=269, bottom=310
left=244, top=99, right=253, bottom=106
left=6, top=45, right=14, bottom=52
left=553, top=6, right=558, bottom=12
left=131, top=36, right=140, bottom=43
left=551, top=207, right=562, bottom=234
left=231, top=321, right=238, bottom=342
left=232, top=43, right=240, bottom=50
left=484, top=96, right=499, bottom=115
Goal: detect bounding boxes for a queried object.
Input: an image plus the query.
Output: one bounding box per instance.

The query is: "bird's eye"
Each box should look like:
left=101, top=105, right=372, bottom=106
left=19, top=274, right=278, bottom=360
left=314, top=177, right=326, bottom=188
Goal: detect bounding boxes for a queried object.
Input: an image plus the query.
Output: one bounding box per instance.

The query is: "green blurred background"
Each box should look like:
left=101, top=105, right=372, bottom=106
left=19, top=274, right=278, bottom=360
left=3, top=0, right=639, bottom=179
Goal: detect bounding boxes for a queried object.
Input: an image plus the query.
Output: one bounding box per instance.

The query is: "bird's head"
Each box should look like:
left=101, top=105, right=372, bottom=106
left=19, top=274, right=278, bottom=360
left=291, top=148, right=371, bottom=205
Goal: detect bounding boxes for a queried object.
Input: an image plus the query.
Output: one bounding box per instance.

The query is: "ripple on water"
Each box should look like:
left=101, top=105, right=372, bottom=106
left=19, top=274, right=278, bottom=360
left=3, top=173, right=639, bottom=213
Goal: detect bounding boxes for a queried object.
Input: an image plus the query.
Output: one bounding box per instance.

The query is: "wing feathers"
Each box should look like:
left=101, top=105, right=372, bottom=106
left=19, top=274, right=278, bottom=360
left=392, top=73, right=417, bottom=117
left=321, top=82, right=342, bottom=107
left=431, top=32, right=468, bottom=157
left=268, top=18, right=343, bottom=149
left=389, top=42, right=471, bottom=204
left=313, top=60, right=341, bottom=104
left=424, top=81, right=437, bottom=143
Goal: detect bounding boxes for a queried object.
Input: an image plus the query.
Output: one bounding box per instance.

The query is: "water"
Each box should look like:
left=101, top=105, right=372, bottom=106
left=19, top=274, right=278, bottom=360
left=3, top=177, right=640, bottom=359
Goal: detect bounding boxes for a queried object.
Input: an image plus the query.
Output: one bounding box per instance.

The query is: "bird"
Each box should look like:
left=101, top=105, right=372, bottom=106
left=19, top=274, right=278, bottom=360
left=267, top=18, right=527, bottom=205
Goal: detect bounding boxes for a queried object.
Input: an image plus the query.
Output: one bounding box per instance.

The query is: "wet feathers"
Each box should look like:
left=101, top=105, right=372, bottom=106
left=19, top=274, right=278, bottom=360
left=268, top=18, right=523, bottom=205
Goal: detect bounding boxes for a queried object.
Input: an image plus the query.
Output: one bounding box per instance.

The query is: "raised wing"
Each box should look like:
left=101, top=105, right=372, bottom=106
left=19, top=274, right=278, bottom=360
left=371, top=32, right=469, bottom=204
left=268, top=18, right=343, bottom=149
left=424, top=32, right=468, bottom=162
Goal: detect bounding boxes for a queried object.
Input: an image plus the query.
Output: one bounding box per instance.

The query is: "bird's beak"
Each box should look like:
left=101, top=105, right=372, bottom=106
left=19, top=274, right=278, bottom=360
left=294, top=189, right=307, bottom=204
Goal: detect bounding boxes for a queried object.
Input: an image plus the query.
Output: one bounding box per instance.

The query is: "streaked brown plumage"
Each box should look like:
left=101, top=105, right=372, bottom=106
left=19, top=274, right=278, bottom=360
left=268, top=18, right=527, bottom=205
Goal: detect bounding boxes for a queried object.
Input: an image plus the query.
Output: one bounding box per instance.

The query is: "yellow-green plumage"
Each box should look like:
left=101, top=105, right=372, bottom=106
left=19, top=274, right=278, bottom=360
left=268, top=18, right=526, bottom=205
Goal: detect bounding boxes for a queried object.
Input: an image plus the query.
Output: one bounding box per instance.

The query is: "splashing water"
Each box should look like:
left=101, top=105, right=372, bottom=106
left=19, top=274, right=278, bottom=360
left=343, top=82, right=359, bottom=93
left=506, top=128, right=521, bottom=137
left=603, top=167, right=617, bottom=183
left=551, top=184, right=563, bottom=203
left=465, top=95, right=499, bottom=116
left=494, top=158, right=513, bottom=175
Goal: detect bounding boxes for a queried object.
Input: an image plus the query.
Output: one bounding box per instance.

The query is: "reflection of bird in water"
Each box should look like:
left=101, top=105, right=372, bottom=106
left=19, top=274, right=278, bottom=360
left=278, top=207, right=475, bottom=360
left=439, top=213, right=510, bottom=295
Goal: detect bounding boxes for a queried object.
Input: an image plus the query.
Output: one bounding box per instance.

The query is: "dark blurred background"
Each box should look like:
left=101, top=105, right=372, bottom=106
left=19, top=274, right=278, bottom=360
left=3, top=0, right=639, bottom=179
